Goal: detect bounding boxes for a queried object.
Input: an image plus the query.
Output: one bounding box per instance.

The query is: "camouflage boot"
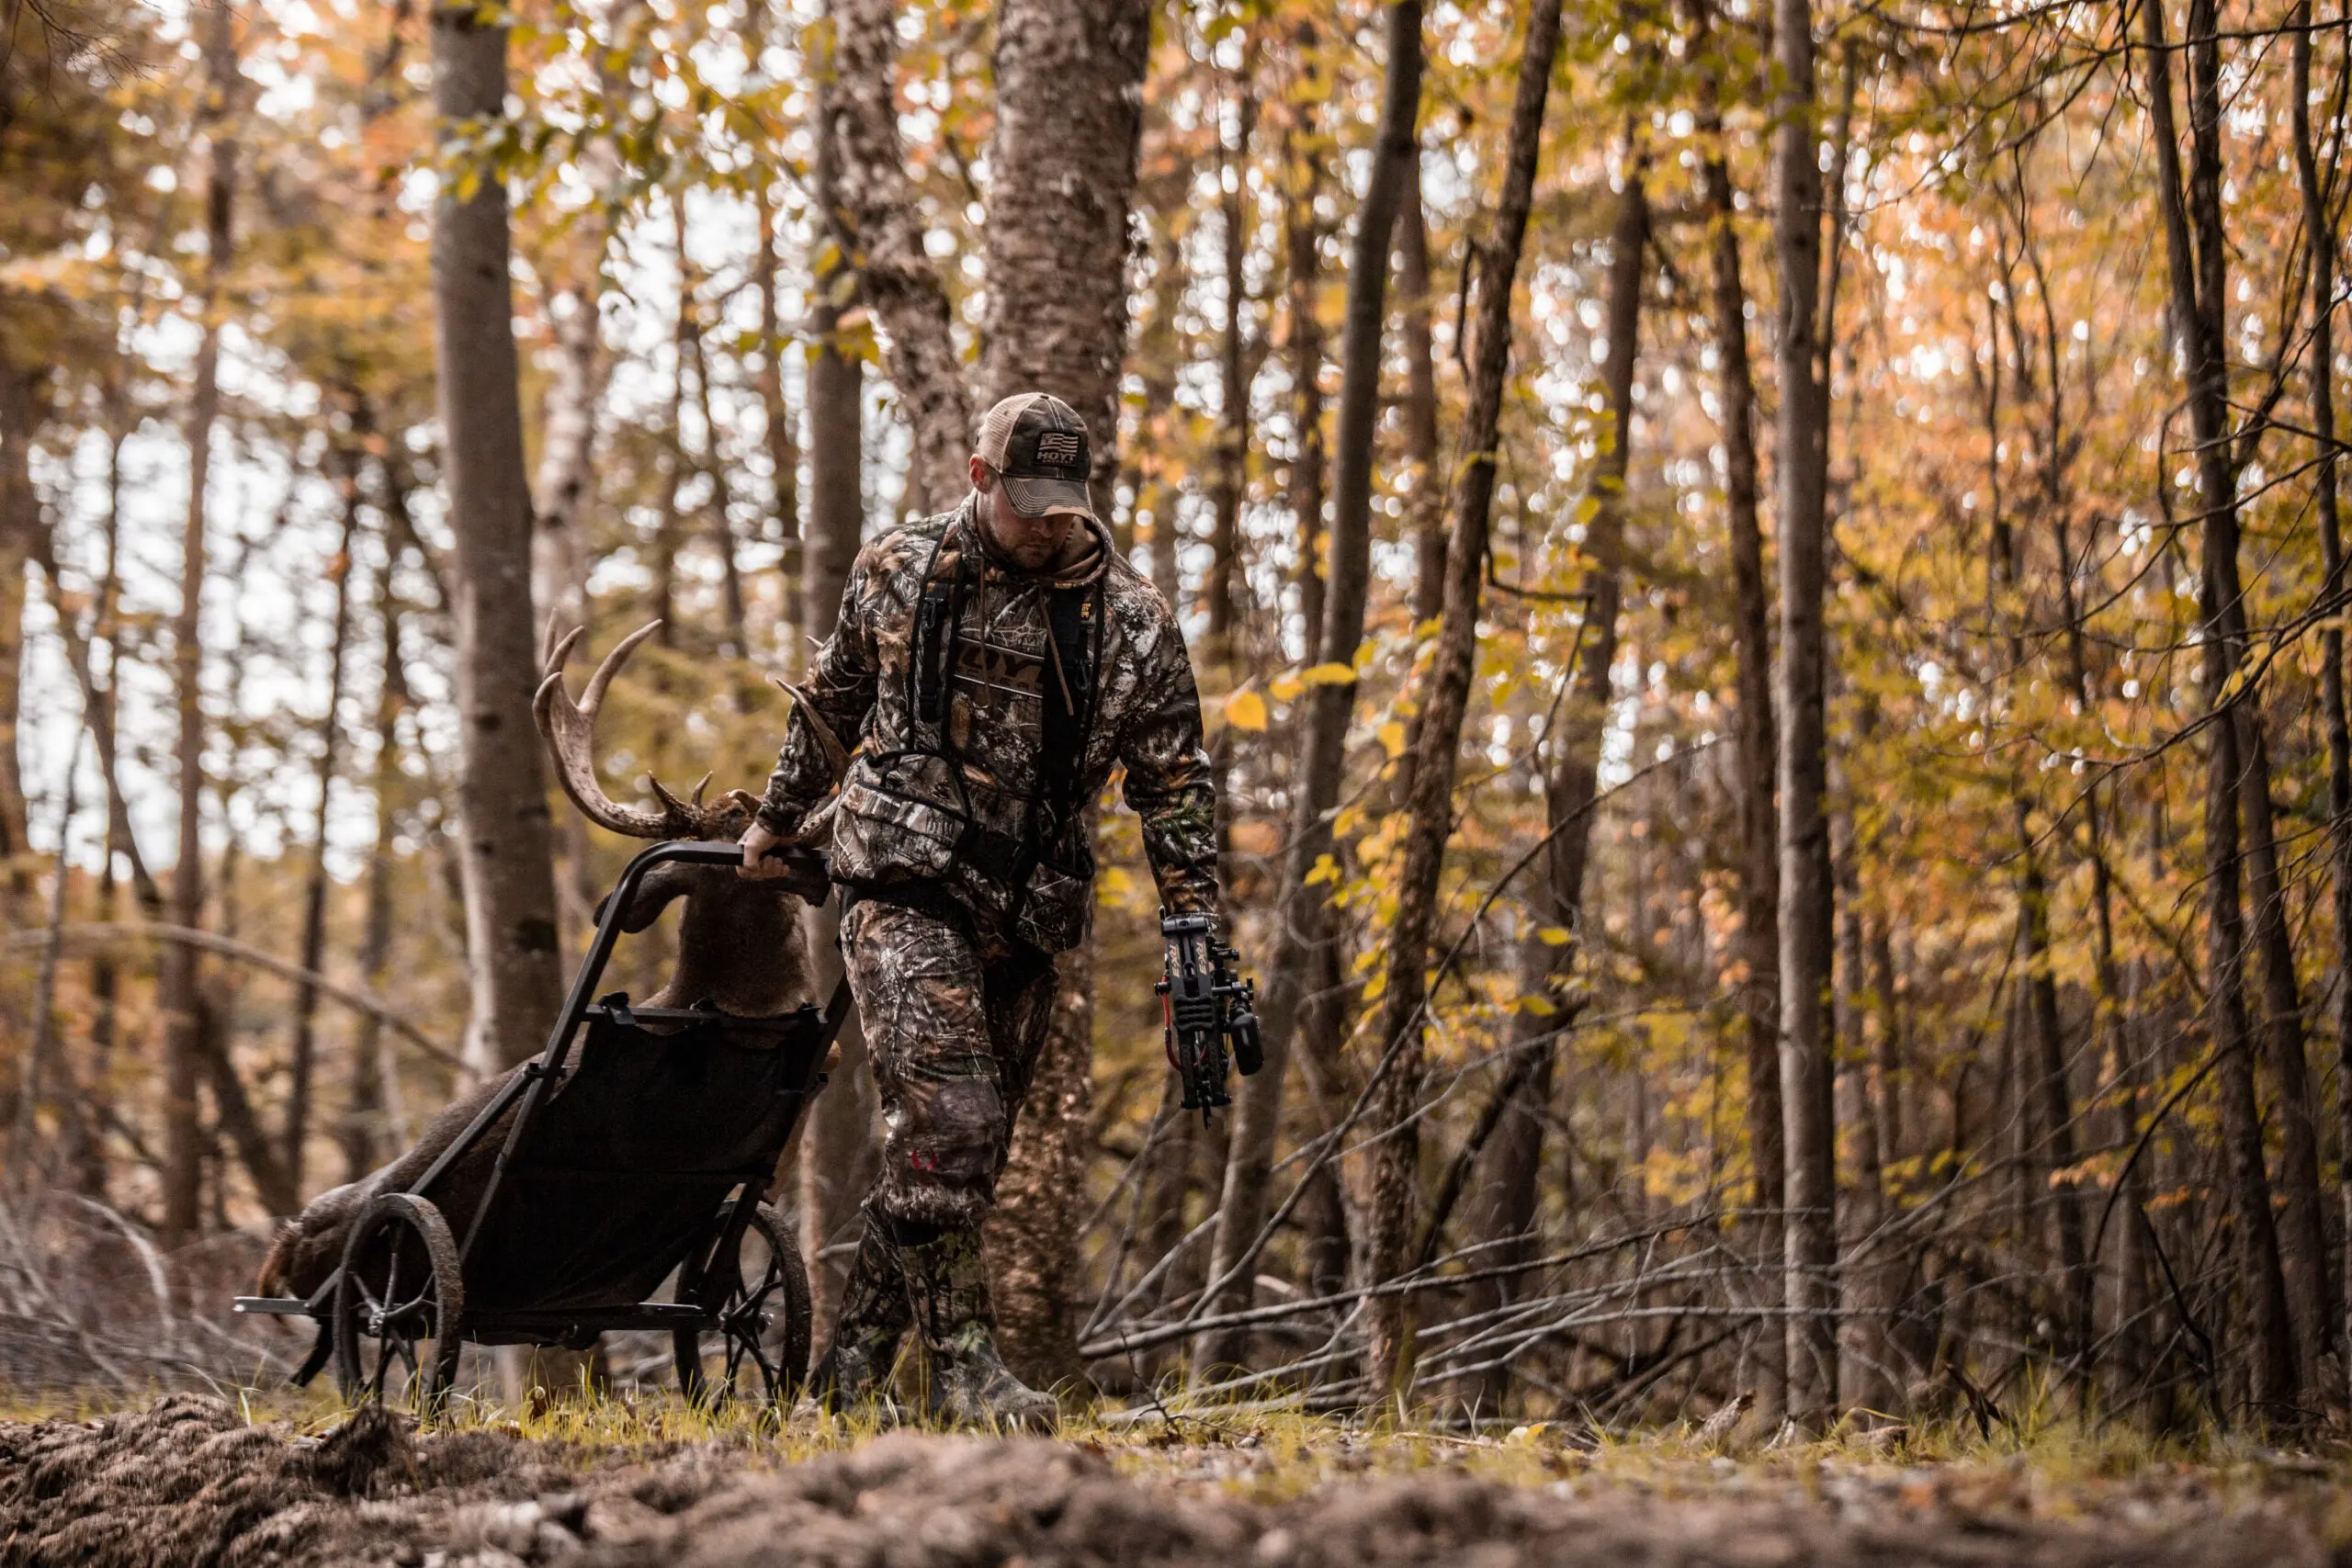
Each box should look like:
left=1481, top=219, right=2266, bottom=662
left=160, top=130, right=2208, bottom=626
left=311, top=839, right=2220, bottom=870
left=803, top=1212, right=910, bottom=1413
left=899, top=1223, right=1057, bottom=1432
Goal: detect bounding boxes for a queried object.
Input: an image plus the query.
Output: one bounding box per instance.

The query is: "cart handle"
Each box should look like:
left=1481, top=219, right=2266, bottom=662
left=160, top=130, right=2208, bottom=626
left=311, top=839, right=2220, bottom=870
left=409, top=840, right=822, bottom=1230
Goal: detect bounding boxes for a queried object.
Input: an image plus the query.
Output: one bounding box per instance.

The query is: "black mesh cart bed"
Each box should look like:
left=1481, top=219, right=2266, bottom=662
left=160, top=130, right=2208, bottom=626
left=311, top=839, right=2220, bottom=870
left=232, top=840, right=847, bottom=1408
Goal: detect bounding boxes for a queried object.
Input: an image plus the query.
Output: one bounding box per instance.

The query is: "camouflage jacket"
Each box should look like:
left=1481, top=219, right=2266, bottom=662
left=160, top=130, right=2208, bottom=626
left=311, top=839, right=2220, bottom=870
left=756, top=497, right=1218, bottom=951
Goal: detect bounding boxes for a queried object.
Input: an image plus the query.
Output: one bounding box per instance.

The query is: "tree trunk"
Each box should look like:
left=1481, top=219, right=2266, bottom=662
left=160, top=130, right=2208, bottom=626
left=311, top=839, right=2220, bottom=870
left=1284, top=95, right=1329, bottom=657
left=687, top=287, right=749, bottom=660
left=160, top=0, right=239, bottom=1241
left=976, top=0, right=1150, bottom=1381
left=527, top=295, right=606, bottom=949
left=431, top=0, right=566, bottom=1077
left=1686, top=0, right=1786, bottom=1420
left=283, top=454, right=362, bottom=1198
left=78, top=411, right=135, bottom=1197
left=2142, top=0, right=2296, bottom=1415
left=344, top=539, right=412, bottom=1183
left=1457, top=141, right=1646, bottom=1415
left=0, top=359, right=35, bottom=885
left=1828, top=714, right=1896, bottom=1411
left=14, top=735, right=76, bottom=1188
left=2295, top=0, right=2352, bottom=1404
left=1980, top=306, right=2091, bottom=1371
left=1137, top=222, right=1186, bottom=608
left=754, top=169, right=802, bottom=662
left=1205, top=78, right=1254, bottom=660
left=529, top=285, right=600, bottom=641
left=1771, top=0, right=1838, bottom=1419
left=1193, top=65, right=1331, bottom=1383
left=650, top=199, right=694, bottom=646
left=2236, top=716, right=2331, bottom=1387
left=797, top=53, right=878, bottom=1344
left=825, top=0, right=971, bottom=503
left=1205, top=0, right=1422, bottom=1376
left=1399, top=158, right=1443, bottom=632
left=991, top=918, right=1095, bottom=1384
left=1359, top=0, right=1563, bottom=1394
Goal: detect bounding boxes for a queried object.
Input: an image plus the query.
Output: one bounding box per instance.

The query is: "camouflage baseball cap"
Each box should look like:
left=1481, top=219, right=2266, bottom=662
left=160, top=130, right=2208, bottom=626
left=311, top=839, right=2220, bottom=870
left=975, top=392, right=1095, bottom=521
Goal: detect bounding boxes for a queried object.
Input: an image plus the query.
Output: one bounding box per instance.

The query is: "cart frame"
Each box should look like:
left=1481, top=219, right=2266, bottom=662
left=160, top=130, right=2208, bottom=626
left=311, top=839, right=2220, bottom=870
left=232, top=839, right=846, bottom=1405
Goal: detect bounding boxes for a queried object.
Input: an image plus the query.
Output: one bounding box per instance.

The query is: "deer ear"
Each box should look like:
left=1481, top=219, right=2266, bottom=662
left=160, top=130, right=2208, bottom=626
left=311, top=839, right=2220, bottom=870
left=615, top=863, right=695, bottom=933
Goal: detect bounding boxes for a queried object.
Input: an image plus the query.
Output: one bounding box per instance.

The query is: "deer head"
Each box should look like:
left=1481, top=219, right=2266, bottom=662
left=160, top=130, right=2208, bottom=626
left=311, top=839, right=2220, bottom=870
left=534, top=620, right=826, bottom=1017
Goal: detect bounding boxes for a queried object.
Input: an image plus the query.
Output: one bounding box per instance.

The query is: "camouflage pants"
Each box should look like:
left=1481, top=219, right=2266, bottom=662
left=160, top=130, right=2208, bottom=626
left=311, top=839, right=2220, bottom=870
left=841, top=895, right=1059, bottom=1230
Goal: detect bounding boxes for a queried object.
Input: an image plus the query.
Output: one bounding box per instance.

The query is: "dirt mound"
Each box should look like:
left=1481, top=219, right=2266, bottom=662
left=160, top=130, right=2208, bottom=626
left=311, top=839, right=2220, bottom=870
left=570, top=1436, right=2328, bottom=1568
left=0, top=1393, right=701, bottom=1567
left=0, top=1398, right=2329, bottom=1568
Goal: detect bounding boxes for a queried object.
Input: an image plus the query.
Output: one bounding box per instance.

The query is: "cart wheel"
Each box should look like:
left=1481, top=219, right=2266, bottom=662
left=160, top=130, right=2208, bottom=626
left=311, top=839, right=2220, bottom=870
left=334, top=1192, right=464, bottom=1409
left=674, top=1201, right=810, bottom=1406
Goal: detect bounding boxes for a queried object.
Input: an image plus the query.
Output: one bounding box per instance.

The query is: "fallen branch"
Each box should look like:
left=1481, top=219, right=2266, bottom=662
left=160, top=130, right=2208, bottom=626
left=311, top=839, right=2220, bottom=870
left=0, top=923, right=459, bottom=1068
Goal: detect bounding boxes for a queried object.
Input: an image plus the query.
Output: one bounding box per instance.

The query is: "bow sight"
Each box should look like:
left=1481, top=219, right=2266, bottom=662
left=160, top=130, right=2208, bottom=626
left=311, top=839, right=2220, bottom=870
left=1158, top=912, right=1261, bottom=1123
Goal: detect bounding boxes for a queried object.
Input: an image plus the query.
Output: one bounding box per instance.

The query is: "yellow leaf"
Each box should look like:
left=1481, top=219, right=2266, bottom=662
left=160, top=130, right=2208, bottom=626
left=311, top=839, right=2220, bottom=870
left=1227, top=690, right=1270, bottom=730
left=1306, top=853, right=1340, bottom=886
left=1304, top=661, right=1356, bottom=685
left=1377, top=721, right=1407, bottom=759
left=1271, top=673, right=1304, bottom=702
left=1538, top=926, right=1573, bottom=947
left=1520, top=995, right=1557, bottom=1016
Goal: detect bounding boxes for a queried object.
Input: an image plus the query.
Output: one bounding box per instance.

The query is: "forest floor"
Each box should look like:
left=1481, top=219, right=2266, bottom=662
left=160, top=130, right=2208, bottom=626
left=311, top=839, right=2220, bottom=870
left=3, top=1391, right=2349, bottom=1567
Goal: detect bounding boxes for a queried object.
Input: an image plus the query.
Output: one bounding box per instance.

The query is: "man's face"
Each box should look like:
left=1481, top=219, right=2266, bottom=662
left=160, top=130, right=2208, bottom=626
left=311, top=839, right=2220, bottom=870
left=972, top=458, right=1078, bottom=570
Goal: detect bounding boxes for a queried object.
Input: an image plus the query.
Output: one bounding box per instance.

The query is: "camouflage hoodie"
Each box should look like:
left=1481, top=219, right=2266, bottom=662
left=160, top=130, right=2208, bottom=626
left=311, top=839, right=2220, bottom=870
left=756, top=496, right=1218, bottom=951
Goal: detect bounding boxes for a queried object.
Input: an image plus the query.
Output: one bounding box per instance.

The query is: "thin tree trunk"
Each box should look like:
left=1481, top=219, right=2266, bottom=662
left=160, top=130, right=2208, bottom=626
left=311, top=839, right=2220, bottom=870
left=1138, top=222, right=1186, bottom=608
left=1193, top=73, right=1330, bottom=1382
left=79, top=413, right=132, bottom=1197
left=1360, top=0, right=1563, bottom=1393
left=687, top=288, right=749, bottom=659
left=534, top=327, right=606, bottom=953
left=1827, top=709, right=1897, bottom=1410
left=1205, top=78, right=1254, bottom=660
left=651, top=198, right=694, bottom=645
left=798, top=51, right=877, bottom=1345
left=2237, top=716, right=2331, bottom=1387
left=15, top=751, right=77, bottom=1189
left=754, top=167, right=802, bottom=665
left=431, top=0, right=566, bottom=1077
left=1771, top=0, right=1838, bottom=1419
left=160, top=0, right=239, bottom=1241
left=529, top=286, right=599, bottom=641
left=1400, top=159, right=1443, bottom=631
left=824, top=0, right=971, bottom=502
left=992, top=913, right=1096, bottom=1384
left=1685, top=0, right=1787, bottom=1421
left=1285, top=101, right=1329, bottom=660
left=283, top=455, right=362, bottom=1197
left=2143, top=0, right=2296, bottom=1415
left=1979, top=303, right=2092, bottom=1371
left=344, top=531, right=413, bottom=1182
left=976, top=0, right=1151, bottom=1382
left=2297, top=0, right=2352, bottom=1405
left=1457, top=141, right=1647, bottom=1415
left=1206, top=0, right=1423, bottom=1376
left=0, top=361, right=36, bottom=885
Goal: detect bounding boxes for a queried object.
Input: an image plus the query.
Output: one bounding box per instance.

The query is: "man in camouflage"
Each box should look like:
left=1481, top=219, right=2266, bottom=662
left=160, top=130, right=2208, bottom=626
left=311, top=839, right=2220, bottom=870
left=739, top=391, right=1222, bottom=1427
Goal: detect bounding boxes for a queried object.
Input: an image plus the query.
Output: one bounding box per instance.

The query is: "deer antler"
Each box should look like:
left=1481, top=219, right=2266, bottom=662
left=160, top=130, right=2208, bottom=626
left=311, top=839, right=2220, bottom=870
left=771, top=677, right=854, bottom=780
left=534, top=620, right=706, bottom=840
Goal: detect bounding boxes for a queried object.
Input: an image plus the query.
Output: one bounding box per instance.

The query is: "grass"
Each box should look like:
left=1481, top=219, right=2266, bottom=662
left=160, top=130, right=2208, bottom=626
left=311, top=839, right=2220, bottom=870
left=18, top=1366, right=2352, bottom=1533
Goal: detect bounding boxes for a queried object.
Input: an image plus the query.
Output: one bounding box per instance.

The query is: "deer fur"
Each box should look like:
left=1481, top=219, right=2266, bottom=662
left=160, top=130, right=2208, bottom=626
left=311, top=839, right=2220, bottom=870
left=255, top=622, right=834, bottom=1302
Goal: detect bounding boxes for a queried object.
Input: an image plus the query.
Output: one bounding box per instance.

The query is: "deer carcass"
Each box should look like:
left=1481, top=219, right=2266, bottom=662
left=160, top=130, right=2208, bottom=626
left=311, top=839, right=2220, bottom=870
left=254, top=622, right=836, bottom=1302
